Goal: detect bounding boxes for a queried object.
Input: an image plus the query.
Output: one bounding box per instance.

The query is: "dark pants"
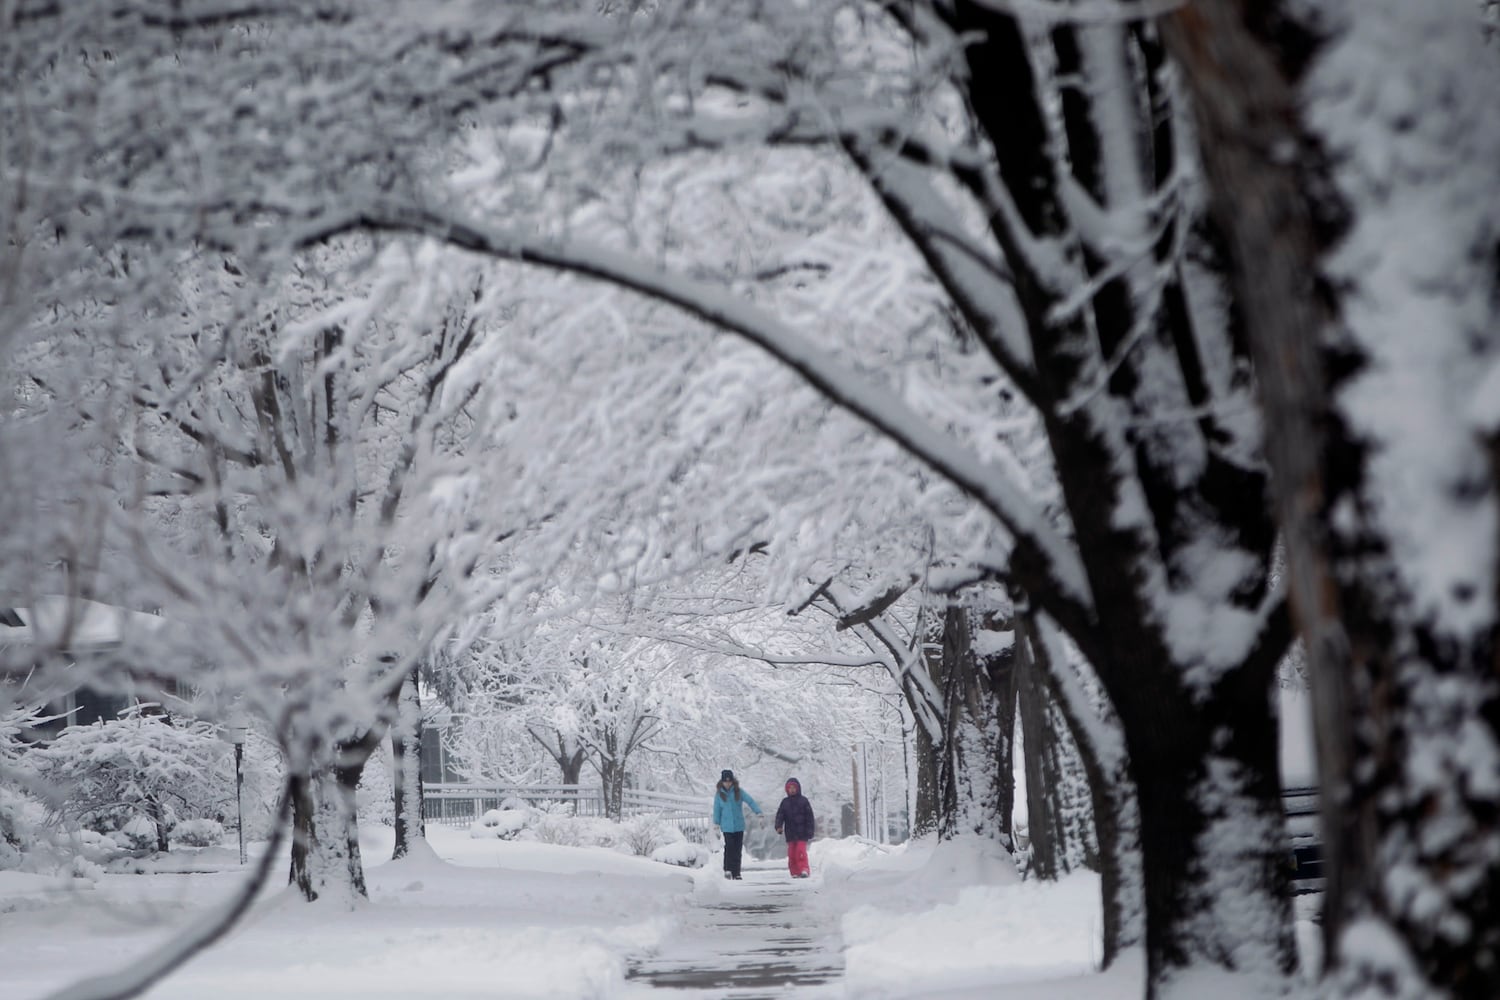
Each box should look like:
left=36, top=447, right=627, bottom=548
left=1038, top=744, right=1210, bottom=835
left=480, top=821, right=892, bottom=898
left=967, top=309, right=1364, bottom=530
left=723, top=831, right=744, bottom=876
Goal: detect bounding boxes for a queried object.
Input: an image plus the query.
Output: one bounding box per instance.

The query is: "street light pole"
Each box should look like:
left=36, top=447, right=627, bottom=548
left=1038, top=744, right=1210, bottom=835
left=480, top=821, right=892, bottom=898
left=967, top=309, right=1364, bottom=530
left=234, top=738, right=246, bottom=865
left=225, top=712, right=249, bottom=866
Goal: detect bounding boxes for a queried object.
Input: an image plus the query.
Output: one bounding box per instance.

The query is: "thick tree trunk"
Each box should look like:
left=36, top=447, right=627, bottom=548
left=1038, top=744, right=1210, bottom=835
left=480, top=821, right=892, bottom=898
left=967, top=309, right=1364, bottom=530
left=908, top=9, right=1299, bottom=990
left=599, top=759, right=625, bottom=820
left=982, top=618, right=1018, bottom=849
left=1159, top=4, right=1358, bottom=967
left=289, top=731, right=381, bottom=903
left=558, top=747, right=585, bottom=786
left=936, top=605, right=1011, bottom=844
left=1016, top=638, right=1068, bottom=879
left=390, top=665, right=425, bottom=860
left=1020, top=604, right=1143, bottom=966
left=910, top=714, right=942, bottom=837
left=529, top=728, right=587, bottom=786
left=1131, top=727, right=1293, bottom=995
left=910, top=610, right=948, bottom=837
left=1164, top=5, right=1500, bottom=996
left=288, top=767, right=366, bottom=904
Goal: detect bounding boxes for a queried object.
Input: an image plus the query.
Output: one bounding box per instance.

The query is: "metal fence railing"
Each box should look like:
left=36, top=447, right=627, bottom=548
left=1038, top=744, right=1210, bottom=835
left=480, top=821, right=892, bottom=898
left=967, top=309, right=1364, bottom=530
left=421, top=783, right=714, bottom=844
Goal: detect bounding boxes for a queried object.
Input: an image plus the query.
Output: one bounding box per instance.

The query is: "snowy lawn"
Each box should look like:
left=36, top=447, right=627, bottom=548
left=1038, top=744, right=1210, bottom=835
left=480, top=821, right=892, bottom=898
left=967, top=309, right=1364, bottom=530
left=4, top=825, right=688, bottom=1000
left=3, top=826, right=1315, bottom=998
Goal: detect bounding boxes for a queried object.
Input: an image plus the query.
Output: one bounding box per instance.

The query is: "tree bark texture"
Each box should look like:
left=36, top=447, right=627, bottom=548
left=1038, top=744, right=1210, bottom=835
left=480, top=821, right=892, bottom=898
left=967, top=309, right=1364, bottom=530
left=1016, top=628, right=1068, bottom=880
left=1020, top=603, right=1143, bottom=966
left=911, top=610, right=948, bottom=837
left=288, top=767, right=366, bottom=904
left=288, top=731, right=381, bottom=903
left=390, top=665, right=425, bottom=860
left=1164, top=3, right=1500, bottom=996
left=912, top=7, right=1300, bottom=993
left=936, top=604, right=1013, bottom=845
left=983, top=615, right=1019, bottom=850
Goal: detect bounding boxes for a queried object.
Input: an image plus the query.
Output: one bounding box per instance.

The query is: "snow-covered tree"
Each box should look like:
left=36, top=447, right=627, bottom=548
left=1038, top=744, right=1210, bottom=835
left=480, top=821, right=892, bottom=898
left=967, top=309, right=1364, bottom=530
left=28, top=711, right=234, bottom=854
left=1165, top=2, right=1500, bottom=995
left=7, top=3, right=1495, bottom=999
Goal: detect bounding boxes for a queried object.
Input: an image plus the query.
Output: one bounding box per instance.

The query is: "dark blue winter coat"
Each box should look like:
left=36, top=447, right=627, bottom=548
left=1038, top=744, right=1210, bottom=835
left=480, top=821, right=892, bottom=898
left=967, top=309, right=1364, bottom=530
left=774, top=778, right=815, bottom=842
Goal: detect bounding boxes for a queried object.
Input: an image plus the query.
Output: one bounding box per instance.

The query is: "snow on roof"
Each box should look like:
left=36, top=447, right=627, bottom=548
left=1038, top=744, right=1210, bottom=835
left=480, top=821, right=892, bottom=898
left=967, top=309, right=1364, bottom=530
left=0, top=596, right=165, bottom=651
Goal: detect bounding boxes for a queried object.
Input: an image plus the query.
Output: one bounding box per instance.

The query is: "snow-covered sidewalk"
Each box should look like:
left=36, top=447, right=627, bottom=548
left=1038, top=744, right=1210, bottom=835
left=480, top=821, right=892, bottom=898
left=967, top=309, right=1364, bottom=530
left=4, top=828, right=1116, bottom=999
left=624, top=862, right=844, bottom=997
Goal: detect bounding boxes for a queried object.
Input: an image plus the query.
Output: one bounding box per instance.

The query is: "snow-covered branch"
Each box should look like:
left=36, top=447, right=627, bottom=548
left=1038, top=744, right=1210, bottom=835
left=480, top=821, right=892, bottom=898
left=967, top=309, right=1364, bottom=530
left=303, top=199, right=1096, bottom=635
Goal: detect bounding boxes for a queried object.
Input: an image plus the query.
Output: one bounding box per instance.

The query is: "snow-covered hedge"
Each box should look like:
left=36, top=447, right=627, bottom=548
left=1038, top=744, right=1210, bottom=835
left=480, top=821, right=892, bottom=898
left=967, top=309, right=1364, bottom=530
left=466, top=807, right=700, bottom=865
left=170, top=818, right=225, bottom=848
left=532, top=812, right=583, bottom=846
left=619, top=815, right=683, bottom=858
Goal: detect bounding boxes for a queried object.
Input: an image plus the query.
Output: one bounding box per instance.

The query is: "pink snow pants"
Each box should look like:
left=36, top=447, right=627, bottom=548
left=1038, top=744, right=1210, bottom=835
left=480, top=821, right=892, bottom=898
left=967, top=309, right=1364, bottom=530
left=787, top=840, right=810, bottom=877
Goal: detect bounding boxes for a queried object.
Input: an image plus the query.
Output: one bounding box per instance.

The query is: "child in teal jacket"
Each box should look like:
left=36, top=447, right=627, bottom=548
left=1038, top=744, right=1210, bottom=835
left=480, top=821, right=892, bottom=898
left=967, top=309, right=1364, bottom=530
left=712, top=769, right=762, bottom=879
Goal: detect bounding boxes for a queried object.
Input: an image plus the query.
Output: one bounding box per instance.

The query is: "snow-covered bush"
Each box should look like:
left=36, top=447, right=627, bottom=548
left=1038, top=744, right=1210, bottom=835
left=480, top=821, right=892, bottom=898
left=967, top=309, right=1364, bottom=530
left=356, top=752, right=394, bottom=827
left=620, top=815, right=681, bottom=857
left=170, top=818, right=225, bottom=848
left=28, top=712, right=234, bottom=853
left=0, top=705, right=48, bottom=869
left=0, top=784, right=46, bottom=871
left=573, top=815, right=623, bottom=850
left=651, top=841, right=707, bottom=868
left=69, top=854, right=104, bottom=881
left=469, top=808, right=531, bottom=840
left=65, top=828, right=128, bottom=864
left=118, top=815, right=159, bottom=853
left=531, top=812, right=581, bottom=846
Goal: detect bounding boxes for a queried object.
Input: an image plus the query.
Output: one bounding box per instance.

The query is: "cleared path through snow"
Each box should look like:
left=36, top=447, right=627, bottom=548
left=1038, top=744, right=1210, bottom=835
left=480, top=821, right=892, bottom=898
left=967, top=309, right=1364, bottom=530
left=624, top=862, right=843, bottom=999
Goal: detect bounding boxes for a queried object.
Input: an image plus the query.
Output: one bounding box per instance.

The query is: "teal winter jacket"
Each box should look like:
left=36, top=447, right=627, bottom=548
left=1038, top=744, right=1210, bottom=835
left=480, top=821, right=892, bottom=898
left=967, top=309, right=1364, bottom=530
left=712, top=786, right=762, bottom=833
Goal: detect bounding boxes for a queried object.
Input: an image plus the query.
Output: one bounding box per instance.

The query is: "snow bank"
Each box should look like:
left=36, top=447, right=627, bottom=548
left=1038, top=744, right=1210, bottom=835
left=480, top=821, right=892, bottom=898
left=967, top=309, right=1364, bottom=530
left=827, top=836, right=1099, bottom=997
left=650, top=841, right=706, bottom=868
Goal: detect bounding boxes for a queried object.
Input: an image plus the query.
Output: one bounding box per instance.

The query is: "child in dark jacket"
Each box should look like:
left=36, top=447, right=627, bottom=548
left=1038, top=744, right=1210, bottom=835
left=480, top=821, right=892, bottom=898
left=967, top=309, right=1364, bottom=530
left=773, top=777, right=815, bottom=878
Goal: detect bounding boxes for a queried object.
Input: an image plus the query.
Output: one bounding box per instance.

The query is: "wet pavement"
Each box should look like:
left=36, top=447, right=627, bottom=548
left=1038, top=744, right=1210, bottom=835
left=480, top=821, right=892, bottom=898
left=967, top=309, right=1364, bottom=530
left=624, top=863, right=844, bottom=998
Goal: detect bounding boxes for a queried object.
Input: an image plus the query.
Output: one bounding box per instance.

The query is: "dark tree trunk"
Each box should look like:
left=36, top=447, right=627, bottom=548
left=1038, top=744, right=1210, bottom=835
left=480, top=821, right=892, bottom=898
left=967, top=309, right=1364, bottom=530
left=529, top=728, right=587, bottom=786
left=148, top=801, right=171, bottom=854
left=850, top=751, right=862, bottom=836
left=1015, top=624, right=1068, bottom=879
left=390, top=665, right=425, bottom=860
left=910, top=610, right=948, bottom=837
left=889, top=9, right=1302, bottom=992
left=289, top=730, right=381, bottom=903
left=983, top=616, right=1018, bottom=849
left=558, top=747, right=585, bottom=786
left=605, top=767, right=625, bottom=820
left=1014, top=596, right=1142, bottom=965
left=1164, top=5, right=1500, bottom=996
left=936, top=604, right=1011, bottom=843
left=910, top=712, right=942, bottom=837
left=599, top=755, right=625, bottom=821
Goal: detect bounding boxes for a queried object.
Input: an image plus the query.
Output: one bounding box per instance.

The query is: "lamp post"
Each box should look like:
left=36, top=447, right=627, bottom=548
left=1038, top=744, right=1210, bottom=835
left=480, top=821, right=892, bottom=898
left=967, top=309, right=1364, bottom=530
left=225, top=713, right=248, bottom=866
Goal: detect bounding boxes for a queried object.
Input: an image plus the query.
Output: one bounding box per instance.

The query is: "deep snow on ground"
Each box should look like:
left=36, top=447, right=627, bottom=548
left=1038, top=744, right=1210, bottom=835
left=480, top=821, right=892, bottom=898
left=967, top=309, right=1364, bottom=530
left=1, top=826, right=1315, bottom=998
